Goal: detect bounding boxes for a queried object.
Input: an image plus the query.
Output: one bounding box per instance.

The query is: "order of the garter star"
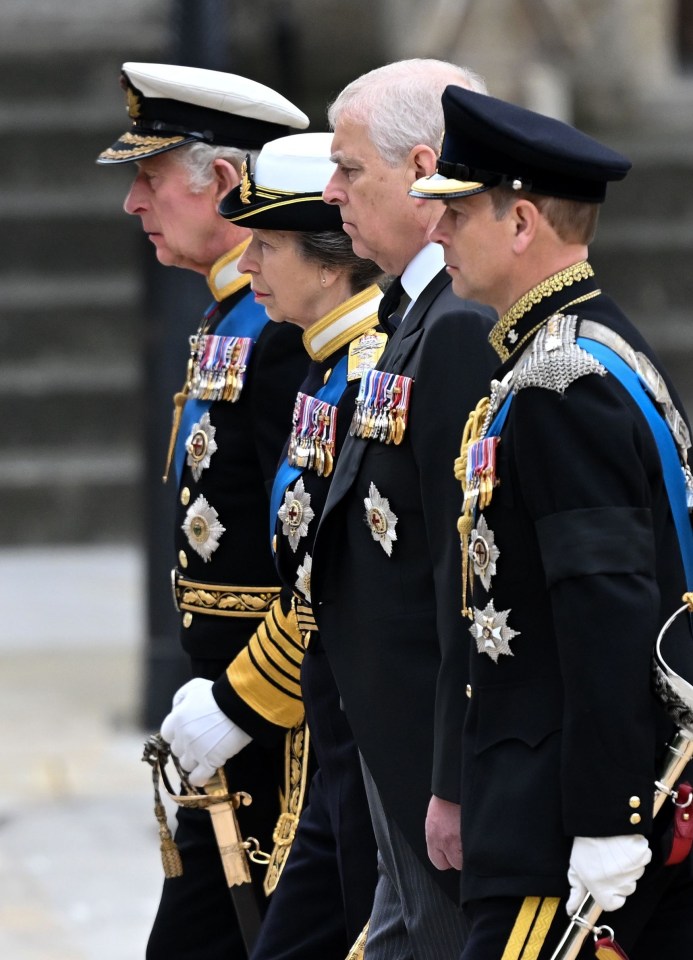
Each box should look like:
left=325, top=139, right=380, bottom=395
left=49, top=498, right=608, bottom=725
left=364, top=482, right=398, bottom=556
left=185, top=412, right=218, bottom=481
left=278, top=477, right=315, bottom=552
left=182, top=494, right=226, bottom=561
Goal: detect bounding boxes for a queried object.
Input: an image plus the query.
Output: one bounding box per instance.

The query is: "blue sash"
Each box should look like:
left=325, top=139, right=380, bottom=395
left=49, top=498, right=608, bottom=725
left=485, top=341, right=693, bottom=585
left=269, top=354, right=350, bottom=546
left=174, top=292, right=268, bottom=485
left=578, top=337, right=693, bottom=586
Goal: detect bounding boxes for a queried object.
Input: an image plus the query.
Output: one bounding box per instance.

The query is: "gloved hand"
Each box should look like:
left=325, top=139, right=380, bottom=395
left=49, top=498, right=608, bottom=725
left=160, top=677, right=252, bottom=786
left=566, top=834, right=652, bottom=915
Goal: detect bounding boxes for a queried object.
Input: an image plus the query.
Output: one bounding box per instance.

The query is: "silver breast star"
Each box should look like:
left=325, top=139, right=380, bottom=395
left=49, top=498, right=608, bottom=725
left=470, top=600, right=519, bottom=663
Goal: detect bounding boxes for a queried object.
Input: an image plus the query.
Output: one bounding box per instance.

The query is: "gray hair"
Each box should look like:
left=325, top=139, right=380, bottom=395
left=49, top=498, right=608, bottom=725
left=327, top=58, right=487, bottom=167
left=296, top=230, right=384, bottom=294
left=173, top=141, right=260, bottom=193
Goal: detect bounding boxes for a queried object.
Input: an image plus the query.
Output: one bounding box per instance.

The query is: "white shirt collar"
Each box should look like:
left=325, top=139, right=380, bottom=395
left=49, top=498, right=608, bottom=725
left=400, top=243, right=446, bottom=316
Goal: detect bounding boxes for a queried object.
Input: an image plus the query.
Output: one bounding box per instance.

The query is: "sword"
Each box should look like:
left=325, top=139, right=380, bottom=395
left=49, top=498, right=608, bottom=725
left=202, top=765, right=264, bottom=953
left=143, top=735, right=264, bottom=954
left=551, top=595, right=693, bottom=960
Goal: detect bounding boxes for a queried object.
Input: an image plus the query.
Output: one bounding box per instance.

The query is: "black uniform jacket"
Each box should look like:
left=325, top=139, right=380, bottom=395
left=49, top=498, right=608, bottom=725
left=173, top=275, right=308, bottom=741
left=453, top=264, right=693, bottom=905
left=311, top=267, right=497, bottom=899
left=255, top=286, right=384, bottom=952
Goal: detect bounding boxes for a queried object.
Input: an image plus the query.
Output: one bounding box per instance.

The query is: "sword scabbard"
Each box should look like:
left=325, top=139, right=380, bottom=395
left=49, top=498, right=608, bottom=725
left=204, top=767, right=253, bottom=887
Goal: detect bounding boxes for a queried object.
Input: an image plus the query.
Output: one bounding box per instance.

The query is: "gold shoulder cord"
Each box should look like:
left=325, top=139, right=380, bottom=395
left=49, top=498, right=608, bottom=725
left=162, top=378, right=192, bottom=484
left=263, top=721, right=311, bottom=895
left=454, top=396, right=492, bottom=618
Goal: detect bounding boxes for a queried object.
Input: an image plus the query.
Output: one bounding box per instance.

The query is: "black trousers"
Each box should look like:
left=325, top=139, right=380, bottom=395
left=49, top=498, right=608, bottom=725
left=250, top=643, right=378, bottom=960
left=459, top=852, right=693, bottom=960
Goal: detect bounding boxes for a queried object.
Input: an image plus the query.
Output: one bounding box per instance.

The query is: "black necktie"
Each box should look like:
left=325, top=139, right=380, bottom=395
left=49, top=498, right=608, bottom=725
left=378, top=276, right=408, bottom=332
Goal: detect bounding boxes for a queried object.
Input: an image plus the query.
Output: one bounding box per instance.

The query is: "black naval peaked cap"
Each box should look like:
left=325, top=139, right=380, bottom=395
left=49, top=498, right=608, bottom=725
left=410, top=85, right=631, bottom=204
left=97, top=62, right=309, bottom=165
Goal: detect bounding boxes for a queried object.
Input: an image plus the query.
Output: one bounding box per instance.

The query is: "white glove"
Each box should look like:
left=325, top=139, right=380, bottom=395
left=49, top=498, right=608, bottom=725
left=160, top=677, right=252, bottom=787
left=566, top=834, right=652, bottom=915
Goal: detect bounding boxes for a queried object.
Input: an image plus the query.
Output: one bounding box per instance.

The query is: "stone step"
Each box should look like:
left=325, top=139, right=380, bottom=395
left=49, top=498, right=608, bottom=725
left=1, top=274, right=143, bottom=365
left=1, top=207, right=141, bottom=275
left=0, top=55, right=127, bottom=109
left=0, top=449, right=141, bottom=544
left=0, top=0, right=166, bottom=56
left=0, top=128, right=135, bottom=193
left=0, top=360, right=140, bottom=447
left=591, top=237, right=693, bottom=318
left=602, top=161, right=693, bottom=222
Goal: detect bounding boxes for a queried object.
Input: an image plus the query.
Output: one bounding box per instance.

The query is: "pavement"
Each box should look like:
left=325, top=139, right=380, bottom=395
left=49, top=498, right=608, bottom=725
left=0, top=545, right=168, bottom=959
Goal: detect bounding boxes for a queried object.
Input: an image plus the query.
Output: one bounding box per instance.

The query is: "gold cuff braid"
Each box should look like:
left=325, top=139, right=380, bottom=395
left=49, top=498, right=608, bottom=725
left=226, top=598, right=305, bottom=728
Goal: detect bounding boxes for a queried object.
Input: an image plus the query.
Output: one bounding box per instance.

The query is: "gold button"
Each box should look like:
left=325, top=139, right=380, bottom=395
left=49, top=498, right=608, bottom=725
left=182, top=612, right=193, bottom=628
left=466, top=684, right=472, bottom=699
left=178, top=550, right=188, bottom=569
left=629, top=796, right=641, bottom=809
left=180, top=487, right=191, bottom=506
left=629, top=813, right=641, bottom=825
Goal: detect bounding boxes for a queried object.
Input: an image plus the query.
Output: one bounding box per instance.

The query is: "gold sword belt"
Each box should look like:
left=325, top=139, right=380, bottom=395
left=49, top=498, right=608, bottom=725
left=171, top=570, right=279, bottom=618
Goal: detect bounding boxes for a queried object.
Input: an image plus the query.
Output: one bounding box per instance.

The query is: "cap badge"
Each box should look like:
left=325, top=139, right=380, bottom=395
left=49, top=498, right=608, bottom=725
left=185, top=412, right=218, bottom=481
left=470, top=600, right=519, bottom=662
left=278, top=477, right=315, bottom=553
left=125, top=86, right=141, bottom=119
left=364, top=482, right=398, bottom=556
left=182, top=495, right=226, bottom=562
left=240, top=156, right=252, bottom=205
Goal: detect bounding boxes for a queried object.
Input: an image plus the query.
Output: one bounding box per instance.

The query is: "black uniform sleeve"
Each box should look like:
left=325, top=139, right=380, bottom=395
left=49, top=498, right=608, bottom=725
left=515, top=374, right=661, bottom=835
left=213, top=321, right=309, bottom=743
left=213, top=591, right=307, bottom=742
